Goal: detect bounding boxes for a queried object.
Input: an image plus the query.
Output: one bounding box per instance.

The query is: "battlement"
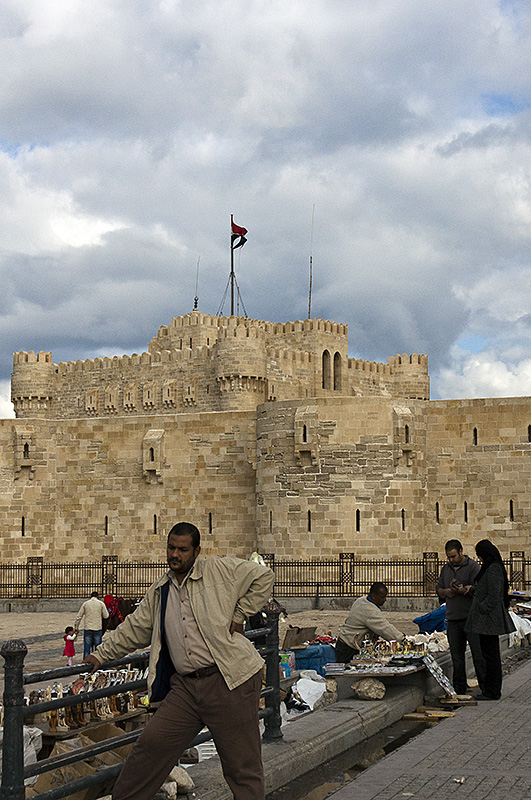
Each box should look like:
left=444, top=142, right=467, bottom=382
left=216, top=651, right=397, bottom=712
left=387, top=353, right=428, bottom=368
left=13, top=351, right=53, bottom=365
left=53, top=346, right=216, bottom=375
left=156, top=312, right=348, bottom=338
left=348, top=358, right=392, bottom=375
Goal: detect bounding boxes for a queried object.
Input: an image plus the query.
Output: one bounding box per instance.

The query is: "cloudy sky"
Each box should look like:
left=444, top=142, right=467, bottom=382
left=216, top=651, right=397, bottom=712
left=1, top=0, right=531, bottom=417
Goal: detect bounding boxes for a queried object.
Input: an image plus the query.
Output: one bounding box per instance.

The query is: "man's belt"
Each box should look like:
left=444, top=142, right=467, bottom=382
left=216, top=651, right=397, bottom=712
left=182, top=665, right=219, bottom=679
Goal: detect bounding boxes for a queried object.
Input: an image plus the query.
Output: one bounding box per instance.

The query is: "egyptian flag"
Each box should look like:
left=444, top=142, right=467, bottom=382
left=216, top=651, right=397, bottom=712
left=231, top=220, right=248, bottom=249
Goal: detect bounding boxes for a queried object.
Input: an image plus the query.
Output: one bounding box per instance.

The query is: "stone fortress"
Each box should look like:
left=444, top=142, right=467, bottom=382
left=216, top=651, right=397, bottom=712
left=1, top=310, right=529, bottom=562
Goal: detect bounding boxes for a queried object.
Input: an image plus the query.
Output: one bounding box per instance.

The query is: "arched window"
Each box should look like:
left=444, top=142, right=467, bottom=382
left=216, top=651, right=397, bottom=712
left=149, top=447, right=155, bottom=462
left=404, top=425, right=409, bottom=445
left=23, top=442, right=30, bottom=459
left=322, top=350, right=331, bottom=389
left=333, top=352, right=342, bottom=391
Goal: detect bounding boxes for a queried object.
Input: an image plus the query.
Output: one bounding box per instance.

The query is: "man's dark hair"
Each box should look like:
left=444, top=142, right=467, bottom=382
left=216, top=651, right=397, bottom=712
left=167, top=522, right=201, bottom=549
left=369, top=582, right=387, bottom=596
left=445, top=539, right=462, bottom=553
left=90, top=591, right=99, bottom=597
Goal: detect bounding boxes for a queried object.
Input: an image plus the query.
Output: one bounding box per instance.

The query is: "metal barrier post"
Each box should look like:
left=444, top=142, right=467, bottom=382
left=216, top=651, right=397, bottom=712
left=1, top=640, right=28, bottom=800
left=262, top=608, right=282, bottom=743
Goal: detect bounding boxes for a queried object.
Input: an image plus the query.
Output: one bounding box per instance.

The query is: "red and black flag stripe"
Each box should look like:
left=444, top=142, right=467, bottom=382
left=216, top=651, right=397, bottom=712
left=231, top=220, right=248, bottom=249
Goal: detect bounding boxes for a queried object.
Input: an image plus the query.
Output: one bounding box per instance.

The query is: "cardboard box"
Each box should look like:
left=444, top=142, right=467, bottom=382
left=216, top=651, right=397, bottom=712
left=26, top=724, right=131, bottom=800
left=83, top=722, right=134, bottom=761
left=282, top=626, right=316, bottom=649
left=26, top=757, right=97, bottom=800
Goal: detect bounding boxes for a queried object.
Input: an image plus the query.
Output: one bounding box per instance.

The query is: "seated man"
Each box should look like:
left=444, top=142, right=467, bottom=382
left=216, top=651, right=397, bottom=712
left=335, top=581, right=406, bottom=663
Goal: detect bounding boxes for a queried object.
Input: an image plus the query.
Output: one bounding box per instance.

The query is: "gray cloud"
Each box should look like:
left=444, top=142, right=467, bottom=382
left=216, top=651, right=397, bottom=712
left=1, top=0, right=531, bottom=413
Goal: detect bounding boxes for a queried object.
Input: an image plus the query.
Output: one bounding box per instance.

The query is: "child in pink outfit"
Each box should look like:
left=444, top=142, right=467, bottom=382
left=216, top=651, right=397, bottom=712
left=63, top=626, right=77, bottom=666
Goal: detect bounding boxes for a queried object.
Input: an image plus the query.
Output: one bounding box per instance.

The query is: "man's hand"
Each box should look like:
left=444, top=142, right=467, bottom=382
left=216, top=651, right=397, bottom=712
left=230, top=621, right=245, bottom=636
left=439, top=587, right=457, bottom=598
left=83, top=654, right=101, bottom=673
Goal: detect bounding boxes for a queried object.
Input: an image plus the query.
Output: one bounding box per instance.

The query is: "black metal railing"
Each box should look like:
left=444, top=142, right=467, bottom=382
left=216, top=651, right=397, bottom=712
left=1, top=553, right=529, bottom=600
left=1, top=610, right=282, bottom=800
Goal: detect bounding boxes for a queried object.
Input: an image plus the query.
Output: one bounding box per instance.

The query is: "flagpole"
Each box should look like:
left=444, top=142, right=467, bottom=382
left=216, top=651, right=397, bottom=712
left=230, top=214, right=235, bottom=316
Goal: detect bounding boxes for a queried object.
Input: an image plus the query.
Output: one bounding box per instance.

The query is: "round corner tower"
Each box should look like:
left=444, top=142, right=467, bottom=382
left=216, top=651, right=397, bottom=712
left=214, top=318, right=267, bottom=410
left=11, top=351, right=56, bottom=418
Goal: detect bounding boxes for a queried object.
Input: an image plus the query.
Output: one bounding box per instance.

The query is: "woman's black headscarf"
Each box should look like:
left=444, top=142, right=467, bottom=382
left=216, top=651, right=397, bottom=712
left=475, top=539, right=510, bottom=608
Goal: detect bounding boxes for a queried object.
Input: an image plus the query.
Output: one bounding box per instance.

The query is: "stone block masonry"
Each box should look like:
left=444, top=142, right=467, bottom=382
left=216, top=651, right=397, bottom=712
left=2, top=311, right=529, bottom=561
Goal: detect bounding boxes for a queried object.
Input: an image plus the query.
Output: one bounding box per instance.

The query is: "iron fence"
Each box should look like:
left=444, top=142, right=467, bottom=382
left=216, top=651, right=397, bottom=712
left=0, top=610, right=282, bottom=800
left=0, top=553, right=529, bottom=600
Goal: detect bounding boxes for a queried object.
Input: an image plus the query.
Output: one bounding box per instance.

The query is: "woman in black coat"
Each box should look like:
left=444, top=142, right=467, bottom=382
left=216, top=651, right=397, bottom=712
left=464, top=539, right=515, bottom=700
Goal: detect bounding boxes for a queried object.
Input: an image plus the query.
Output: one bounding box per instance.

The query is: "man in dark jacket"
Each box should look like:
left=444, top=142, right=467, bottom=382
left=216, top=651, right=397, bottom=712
left=436, top=539, right=486, bottom=694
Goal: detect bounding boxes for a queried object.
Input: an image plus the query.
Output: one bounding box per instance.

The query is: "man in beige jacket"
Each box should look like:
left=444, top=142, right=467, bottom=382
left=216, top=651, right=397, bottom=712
left=74, top=591, right=109, bottom=659
left=335, top=582, right=406, bottom=663
left=84, top=521, right=274, bottom=800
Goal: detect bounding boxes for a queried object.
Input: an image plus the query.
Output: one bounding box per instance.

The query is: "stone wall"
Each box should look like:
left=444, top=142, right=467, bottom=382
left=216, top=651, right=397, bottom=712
left=0, top=411, right=257, bottom=561
left=255, top=397, right=428, bottom=558
left=423, top=397, right=531, bottom=554
left=0, top=393, right=530, bottom=562
left=5, top=310, right=529, bottom=564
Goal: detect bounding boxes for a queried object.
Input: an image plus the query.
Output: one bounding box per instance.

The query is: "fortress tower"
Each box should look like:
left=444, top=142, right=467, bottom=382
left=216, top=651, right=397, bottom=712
left=11, top=350, right=55, bottom=419
left=10, top=312, right=429, bottom=420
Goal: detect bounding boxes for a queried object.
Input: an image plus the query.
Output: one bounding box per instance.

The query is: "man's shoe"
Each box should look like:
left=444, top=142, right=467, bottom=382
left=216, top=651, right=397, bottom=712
left=476, top=693, right=499, bottom=701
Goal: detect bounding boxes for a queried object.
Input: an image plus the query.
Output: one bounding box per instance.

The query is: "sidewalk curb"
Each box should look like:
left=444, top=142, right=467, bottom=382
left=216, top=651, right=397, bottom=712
left=184, top=684, right=424, bottom=799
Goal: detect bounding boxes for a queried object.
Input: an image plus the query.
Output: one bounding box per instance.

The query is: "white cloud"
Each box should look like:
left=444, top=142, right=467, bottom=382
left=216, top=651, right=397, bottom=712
left=435, top=348, right=531, bottom=399
left=0, top=381, right=15, bottom=418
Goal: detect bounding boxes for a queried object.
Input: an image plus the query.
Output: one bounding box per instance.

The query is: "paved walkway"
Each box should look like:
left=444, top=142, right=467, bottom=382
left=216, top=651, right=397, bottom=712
left=330, top=653, right=531, bottom=800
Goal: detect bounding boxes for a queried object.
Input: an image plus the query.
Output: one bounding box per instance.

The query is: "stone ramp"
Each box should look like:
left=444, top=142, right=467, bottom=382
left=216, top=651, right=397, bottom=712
left=183, top=684, right=424, bottom=799
left=328, top=655, right=531, bottom=800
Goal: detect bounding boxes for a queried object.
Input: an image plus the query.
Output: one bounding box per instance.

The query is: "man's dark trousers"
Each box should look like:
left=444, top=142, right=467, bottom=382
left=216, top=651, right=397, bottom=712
left=112, top=669, right=264, bottom=800
left=446, top=618, right=486, bottom=694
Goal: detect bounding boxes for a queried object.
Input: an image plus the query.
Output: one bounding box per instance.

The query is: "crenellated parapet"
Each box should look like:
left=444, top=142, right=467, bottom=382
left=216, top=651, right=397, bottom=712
left=387, top=353, right=430, bottom=400
left=347, top=352, right=429, bottom=400
left=10, top=312, right=429, bottom=419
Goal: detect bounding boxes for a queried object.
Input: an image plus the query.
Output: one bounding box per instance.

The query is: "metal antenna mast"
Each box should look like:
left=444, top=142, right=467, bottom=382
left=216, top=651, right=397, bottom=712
left=308, top=204, right=315, bottom=319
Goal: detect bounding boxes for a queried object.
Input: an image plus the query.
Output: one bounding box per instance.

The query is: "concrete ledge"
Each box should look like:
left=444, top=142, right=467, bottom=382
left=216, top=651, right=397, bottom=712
left=278, top=597, right=439, bottom=613
left=184, top=683, right=424, bottom=799
left=0, top=599, right=82, bottom=613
